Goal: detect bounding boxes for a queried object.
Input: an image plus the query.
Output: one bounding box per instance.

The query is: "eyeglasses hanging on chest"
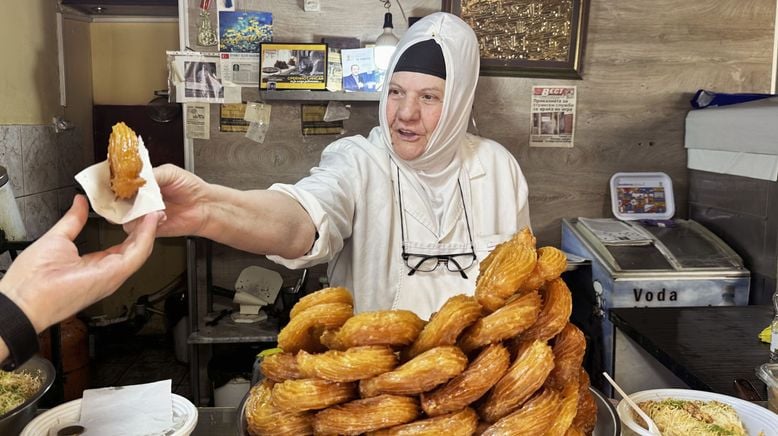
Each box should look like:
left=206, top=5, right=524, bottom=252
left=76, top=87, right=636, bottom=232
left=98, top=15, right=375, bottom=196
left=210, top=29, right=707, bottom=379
left=396, top=166, right=477, bottom=279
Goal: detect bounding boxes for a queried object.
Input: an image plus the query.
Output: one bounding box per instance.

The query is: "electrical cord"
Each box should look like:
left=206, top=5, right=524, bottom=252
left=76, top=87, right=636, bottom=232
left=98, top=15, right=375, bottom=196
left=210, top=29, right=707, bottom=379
left=379, top=0, right=407, bottom=28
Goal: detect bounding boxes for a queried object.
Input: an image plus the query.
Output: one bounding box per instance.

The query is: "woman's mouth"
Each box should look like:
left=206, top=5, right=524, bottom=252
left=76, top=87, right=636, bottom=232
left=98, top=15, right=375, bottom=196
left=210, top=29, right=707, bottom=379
left=396, top=128, right=420, bottom=141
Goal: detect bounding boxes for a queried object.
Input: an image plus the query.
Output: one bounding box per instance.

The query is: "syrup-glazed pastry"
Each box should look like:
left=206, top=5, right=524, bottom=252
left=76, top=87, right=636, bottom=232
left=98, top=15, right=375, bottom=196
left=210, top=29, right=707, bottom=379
left=108, top=122, right=145, bottom=199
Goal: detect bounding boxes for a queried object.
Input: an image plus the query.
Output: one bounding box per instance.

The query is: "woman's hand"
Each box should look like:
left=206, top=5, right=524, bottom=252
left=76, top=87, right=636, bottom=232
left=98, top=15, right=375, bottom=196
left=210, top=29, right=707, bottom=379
left=125, top=164, right=210, bottom=238
left=0, top=195, right=163, bottom=333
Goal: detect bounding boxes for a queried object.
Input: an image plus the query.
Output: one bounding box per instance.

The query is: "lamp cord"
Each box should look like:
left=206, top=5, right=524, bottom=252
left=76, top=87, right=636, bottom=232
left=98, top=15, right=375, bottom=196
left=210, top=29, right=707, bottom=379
left=378, top=0, right=407, bottom=27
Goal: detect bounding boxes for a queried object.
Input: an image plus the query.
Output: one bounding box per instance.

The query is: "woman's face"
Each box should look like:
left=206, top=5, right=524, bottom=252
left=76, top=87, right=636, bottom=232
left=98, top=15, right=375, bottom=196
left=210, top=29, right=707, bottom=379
left=385, top=71, right=445, bottom=161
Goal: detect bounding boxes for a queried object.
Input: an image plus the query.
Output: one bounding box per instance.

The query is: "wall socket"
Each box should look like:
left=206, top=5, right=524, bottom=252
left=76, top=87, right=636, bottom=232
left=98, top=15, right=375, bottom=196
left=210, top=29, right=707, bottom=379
left=303, top=0, right=320, bottom=12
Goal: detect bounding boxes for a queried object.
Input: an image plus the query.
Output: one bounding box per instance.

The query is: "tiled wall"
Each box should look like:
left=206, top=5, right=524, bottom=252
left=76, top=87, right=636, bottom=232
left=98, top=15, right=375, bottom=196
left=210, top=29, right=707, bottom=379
left=0, top=124, right=90, bottom=270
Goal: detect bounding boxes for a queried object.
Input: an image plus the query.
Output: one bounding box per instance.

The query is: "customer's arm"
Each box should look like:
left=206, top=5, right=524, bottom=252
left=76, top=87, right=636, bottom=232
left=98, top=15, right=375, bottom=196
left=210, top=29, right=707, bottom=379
left=0, top=195, right=162, bottom=363
left=141, top=164, right=317, bottom=259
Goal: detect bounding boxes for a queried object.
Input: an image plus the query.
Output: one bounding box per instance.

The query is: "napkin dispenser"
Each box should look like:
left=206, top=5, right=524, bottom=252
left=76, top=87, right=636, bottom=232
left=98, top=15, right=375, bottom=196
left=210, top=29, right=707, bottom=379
left=231, top=266, right=282, bottom=323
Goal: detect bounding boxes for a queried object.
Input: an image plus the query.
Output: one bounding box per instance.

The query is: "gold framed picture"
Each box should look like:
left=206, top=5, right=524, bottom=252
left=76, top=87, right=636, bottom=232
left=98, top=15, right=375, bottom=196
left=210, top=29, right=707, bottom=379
left=442, top=0, right=589, bottom=79
left=259, top=43, right=328, bottom=90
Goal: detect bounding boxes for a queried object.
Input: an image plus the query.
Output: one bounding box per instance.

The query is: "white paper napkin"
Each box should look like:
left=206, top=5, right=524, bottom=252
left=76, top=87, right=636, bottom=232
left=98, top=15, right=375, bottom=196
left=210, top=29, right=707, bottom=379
left=78, top=379, right=173, bottom=435
left=75, top=136, right=165, bottom=224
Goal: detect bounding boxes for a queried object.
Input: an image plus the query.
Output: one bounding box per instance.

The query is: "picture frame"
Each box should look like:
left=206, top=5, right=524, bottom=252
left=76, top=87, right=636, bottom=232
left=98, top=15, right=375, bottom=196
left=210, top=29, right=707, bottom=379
left=259, top=43, right=328, bottom=90
left=442, top=0, right=589, bottom=79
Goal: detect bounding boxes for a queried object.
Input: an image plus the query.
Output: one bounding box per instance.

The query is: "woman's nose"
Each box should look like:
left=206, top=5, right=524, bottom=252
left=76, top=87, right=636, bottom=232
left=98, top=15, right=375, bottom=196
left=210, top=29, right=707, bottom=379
left=397, top=98, right=420, bottom=120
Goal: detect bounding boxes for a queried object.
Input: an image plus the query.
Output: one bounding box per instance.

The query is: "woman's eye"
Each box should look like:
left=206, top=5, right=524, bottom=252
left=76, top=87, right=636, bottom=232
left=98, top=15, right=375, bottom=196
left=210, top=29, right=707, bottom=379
left=421, top=94, right=440, bottom=103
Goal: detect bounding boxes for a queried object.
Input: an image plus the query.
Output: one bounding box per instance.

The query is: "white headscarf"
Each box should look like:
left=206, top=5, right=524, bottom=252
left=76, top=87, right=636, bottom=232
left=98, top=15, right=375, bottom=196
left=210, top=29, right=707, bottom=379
left=369, top=12, right=480, bottom=233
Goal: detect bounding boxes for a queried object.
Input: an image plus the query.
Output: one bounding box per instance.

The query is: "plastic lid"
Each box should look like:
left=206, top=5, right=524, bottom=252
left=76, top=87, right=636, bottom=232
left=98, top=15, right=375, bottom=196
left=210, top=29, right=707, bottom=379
left=756, top=363, right=778, bottom=388
left=610, top=172, right=675, bottom=221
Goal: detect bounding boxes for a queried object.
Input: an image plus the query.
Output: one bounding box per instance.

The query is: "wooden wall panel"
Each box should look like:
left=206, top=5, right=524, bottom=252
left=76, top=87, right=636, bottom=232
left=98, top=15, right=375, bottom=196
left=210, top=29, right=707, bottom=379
left=189, top=0, right=775, bottom=289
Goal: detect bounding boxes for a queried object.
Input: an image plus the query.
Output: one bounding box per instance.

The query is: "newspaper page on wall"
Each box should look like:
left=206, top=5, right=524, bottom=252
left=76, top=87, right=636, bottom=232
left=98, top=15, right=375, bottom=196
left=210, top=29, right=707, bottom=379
left=167, top=51, right=241, bottom=103
left=530, top=86, right=577, bottom=148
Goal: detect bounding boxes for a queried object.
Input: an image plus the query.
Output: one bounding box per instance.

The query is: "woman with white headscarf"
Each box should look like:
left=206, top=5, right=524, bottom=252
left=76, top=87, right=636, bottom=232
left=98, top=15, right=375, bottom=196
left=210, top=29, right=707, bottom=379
left=147, top=12, right=530, bottom=320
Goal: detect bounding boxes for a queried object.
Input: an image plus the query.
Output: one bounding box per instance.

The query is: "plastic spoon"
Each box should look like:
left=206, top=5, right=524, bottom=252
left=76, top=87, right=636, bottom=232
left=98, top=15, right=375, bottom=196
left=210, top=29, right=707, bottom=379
left=603, top=372, right=662, bottom=436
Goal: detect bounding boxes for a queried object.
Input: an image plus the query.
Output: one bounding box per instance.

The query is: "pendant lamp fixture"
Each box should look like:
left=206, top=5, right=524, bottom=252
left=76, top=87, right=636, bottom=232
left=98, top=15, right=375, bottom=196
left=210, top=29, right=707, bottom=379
left=374, top=1, right=399, bottom=70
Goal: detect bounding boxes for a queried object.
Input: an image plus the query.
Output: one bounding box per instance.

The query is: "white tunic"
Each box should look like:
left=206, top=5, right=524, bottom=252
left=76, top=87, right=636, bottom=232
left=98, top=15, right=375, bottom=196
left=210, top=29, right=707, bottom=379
left=267, top=131, right=530, bottom=320
left=266, top=13, right=531, bottom=320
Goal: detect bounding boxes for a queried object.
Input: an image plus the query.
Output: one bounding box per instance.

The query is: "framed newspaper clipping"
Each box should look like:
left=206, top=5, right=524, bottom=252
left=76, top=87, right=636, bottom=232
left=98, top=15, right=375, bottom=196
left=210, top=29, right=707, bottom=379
left=442, top=0, right=589, bottom=79
left=259, top=43, right=327, bottom=90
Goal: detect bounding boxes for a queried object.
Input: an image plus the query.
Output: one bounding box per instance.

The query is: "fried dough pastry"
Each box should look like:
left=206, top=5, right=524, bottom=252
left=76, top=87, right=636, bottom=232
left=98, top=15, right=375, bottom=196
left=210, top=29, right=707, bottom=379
left=277, top=302, right=353, bottom=353
left=108, top=122, right=146, bottom=199
left=479, top=339, right=554, bottom=423
left=271, top=378, right=356, bottom=413
left=297, top=346, right=398, bottom=382
left=479, top=227, right=536, bottom=274
left=244, top=381, right=313, bottom=436
left=259, top=352, right=303, bottom=382
left=320, top=310, right=425, bottom=351
left=475, top=421, right=491, bottom=435
left=475, top=229, right=538, bottom=312
left=360, top=346, right=468, bottom=398
left=421, top=343, right=510, bottom=417
left=480, top=388, right=561, bottom=436
left=517, top=246, right=568, bottom=294
left=547, top=323, right=586, bottom=390
left=565, top=426, right=586, bottom=436
left=459, top=291, right=541, bottom=354
left=313, top=394, right=419, bottom=435
left=545, top=380, right=580, bottom=435
left=370, top=407, right=478, bottom=436
left=572, top=367, right=597, bottom=434
left=521, top=278, right=573, bottom=343
left=290, top=287, right=353, bottom=320
left=404, top=295, right=482, bottom=360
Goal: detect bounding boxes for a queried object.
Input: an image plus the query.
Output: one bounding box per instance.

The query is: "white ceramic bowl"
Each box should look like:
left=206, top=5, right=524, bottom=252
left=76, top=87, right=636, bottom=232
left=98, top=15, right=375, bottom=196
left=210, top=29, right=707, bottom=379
left=617, top=388, right=778, bottom=436
left=20, top=393, right=197, bottom=436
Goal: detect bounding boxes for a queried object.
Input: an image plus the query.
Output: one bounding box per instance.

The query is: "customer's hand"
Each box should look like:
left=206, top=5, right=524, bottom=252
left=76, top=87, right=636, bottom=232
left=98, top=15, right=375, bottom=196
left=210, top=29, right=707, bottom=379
left=0, top=195, right=162, bottom=333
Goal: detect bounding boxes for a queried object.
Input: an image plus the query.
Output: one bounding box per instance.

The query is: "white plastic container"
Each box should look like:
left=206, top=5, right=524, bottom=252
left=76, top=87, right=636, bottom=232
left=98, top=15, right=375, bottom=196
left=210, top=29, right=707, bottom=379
left=609, top=172, right=675, bottom=221
left=213, top=377, right=250, bottom=408
left=0, top=165, right=27, bottom=241
left=756, top=363, right=778, bottom=413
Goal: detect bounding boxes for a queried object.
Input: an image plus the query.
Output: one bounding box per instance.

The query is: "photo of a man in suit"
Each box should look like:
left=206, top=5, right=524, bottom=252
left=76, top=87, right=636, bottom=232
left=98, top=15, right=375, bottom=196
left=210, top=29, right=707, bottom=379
left=343, top=64, right=371, bottom=91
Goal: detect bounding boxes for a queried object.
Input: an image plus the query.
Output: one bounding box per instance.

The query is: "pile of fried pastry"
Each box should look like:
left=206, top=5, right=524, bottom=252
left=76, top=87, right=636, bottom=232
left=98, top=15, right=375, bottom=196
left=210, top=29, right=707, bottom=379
left=244, top=228, right=597, bottom=436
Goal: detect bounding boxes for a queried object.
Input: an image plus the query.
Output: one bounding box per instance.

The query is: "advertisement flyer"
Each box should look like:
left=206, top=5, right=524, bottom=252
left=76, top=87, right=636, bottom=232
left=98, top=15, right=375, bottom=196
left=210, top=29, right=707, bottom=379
left=530, top=86, right=577, bottom=148
left=185, top=103, right=210, bottom=140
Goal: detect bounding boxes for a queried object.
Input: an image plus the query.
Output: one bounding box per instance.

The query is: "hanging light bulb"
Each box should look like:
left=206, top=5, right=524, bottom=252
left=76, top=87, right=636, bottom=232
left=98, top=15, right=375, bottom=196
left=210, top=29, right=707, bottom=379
left=374, top=11, right=399, bottom=70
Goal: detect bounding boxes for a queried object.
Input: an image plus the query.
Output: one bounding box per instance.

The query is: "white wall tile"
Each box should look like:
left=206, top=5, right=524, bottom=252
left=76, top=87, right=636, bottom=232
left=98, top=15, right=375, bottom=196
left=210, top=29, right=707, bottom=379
left=22, top=190, right=59, bottom=240
left=56, top=186, right=78, bottom=217
left=57, top=128, right=86, bottom=189
left=0, top=251, right=11, bottom=276
left=21, top=125, right=57, bottom=195
left=0, top=126, right=23, bottom=196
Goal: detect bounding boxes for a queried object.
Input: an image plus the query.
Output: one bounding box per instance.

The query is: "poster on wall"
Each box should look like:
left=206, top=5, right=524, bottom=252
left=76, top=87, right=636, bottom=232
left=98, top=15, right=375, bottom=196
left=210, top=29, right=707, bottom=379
left=220, top=103, right=251, bottom=132
left=340, top=48, right=382, bottom=92
left=259, top=43, right=327, bottom=90
left=219, top=11, right=272, bottom=53
left=185, top=103, right=210, bottom=139
left=529, top=86, right=577, bottom=148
